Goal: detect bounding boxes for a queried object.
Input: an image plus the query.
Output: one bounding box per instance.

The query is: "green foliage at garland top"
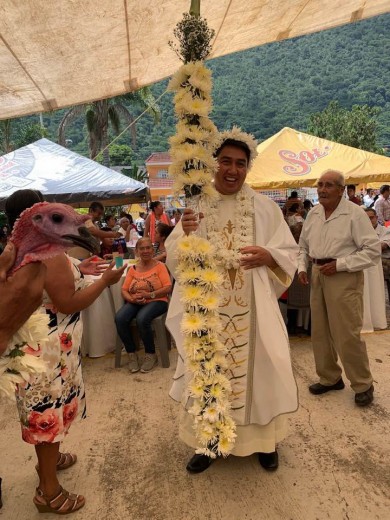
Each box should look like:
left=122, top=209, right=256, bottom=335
left=4, top=14, right=390, bottom=160
left=169, top=12, right=215, bottom=63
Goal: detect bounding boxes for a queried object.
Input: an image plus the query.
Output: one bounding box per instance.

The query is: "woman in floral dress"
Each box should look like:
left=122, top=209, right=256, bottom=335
left=5, top=189, right=125, bottom=515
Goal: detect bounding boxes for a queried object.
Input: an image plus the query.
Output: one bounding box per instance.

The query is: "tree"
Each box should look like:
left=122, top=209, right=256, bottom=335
left=15, top=124, right=48, bottom=148
left=121, top=164, right=148, bottom=183
left=95, top=144, right=133, bottom=166
left=58, top=87, right=161, bottom=167
left=0, top=120, right=47, bottom=154
left=307, top=101, right=384, bottom=153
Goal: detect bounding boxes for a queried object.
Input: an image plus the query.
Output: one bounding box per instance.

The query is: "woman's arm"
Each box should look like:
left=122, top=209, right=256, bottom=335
left=154, top=248, right=167, bottom=262
left=144, top=215, right=151, bottom=237
left=44, top=254, right=125, bottom=315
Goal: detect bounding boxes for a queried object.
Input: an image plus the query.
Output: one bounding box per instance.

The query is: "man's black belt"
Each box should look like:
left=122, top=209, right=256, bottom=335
left=311, top=258, right=336, bottom=265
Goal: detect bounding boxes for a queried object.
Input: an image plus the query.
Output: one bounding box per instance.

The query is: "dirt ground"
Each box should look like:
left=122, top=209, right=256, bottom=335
left=1, top=331, right=389, bottom=520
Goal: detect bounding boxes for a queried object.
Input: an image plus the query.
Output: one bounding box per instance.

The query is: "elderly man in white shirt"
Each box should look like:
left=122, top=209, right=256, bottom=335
left=298, top=170, right=381, bottom=407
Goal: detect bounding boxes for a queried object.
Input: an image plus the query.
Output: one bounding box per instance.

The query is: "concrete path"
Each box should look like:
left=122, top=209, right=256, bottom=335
left=1, top=332, right=389, bottom=520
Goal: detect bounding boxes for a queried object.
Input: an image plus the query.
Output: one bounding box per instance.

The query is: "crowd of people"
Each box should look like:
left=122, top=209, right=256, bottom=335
left=0, top=130, right=388, bottom=515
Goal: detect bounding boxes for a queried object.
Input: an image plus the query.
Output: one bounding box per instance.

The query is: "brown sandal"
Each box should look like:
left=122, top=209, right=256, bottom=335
left=33, top=486, right=85, bottom=514
left=35, top=452, right=77, bottom=473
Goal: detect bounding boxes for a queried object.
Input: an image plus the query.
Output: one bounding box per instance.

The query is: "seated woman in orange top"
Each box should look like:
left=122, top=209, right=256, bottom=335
left=115, top=238, right=172, bottom=373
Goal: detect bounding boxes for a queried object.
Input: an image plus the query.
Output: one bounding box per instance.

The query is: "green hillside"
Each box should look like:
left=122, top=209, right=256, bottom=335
left=8, top=13, right=390, bottom=162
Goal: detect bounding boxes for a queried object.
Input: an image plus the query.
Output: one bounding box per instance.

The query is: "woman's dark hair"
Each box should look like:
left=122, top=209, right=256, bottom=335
left=214, top=139, right=250, bottom=163
left=120, top=211, right=133, bottom=224
left=289, top=203, right=300, bottom=213
left=89, top=201, right=104, bottom=212
left=5, top=189, right=44, bottom=230
left=303, top=200, right=313, bottom=209
left=156, top=223, right=173, bottom=240
left=150, top=201, right=162, bottom=212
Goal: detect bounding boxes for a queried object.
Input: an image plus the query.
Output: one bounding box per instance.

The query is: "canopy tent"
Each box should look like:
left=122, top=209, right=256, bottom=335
left=246, top=127, right=390, bottom=189
left=1, top=1, right=389, bottom=120
left=0, top=138, right=149, bottom=209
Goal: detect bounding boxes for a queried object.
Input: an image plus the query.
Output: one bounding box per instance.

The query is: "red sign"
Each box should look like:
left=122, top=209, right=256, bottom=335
left=279, top=146, right=331, bottom=176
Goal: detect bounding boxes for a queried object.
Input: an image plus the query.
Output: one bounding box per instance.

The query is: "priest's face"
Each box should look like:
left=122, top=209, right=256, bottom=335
left=215, top=145, right=248, bottom=195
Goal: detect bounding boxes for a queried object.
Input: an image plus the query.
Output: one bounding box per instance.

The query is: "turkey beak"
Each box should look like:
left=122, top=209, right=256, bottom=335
left=62, top=226, right=100, bottom=254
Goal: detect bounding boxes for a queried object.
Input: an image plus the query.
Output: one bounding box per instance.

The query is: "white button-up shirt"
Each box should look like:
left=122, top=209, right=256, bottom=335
left=376, top=224, right=390, bottom=259
left=298, top=197, right=381, bottom=273
left=374, top=195, right=390, bottom=224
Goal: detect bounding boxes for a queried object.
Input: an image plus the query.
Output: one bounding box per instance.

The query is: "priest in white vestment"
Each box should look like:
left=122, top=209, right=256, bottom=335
left=165, top=129, right=299, bottom=473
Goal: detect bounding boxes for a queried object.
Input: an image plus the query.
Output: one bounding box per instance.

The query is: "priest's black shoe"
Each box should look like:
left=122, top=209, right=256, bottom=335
left=355, top=385, right=374, bottom=407
left=258, top=450, right=279, bottom=471
left=309, top=379, right=345, bottom=395
left=186, top=453, right=213, bottom=474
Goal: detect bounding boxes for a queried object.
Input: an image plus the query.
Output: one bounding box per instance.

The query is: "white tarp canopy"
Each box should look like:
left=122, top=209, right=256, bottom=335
left=1, top=1, right=389, bottom=119
left=0, top=138, right=148, bottom=209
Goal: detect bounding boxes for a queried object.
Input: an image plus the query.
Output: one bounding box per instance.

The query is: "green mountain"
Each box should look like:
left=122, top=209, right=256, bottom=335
left=7, top=13, right=390, bottom=162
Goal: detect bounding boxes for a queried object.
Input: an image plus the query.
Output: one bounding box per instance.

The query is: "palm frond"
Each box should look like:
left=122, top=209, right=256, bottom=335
left=58, top=105, right=86, bottom=145
left=112, top=103, right=137, bottom=147
left=121, top=86, right=161, bottom=124
left=108, top=105, right=121, bottom=135
left=85, top=107, right=97, bottom=133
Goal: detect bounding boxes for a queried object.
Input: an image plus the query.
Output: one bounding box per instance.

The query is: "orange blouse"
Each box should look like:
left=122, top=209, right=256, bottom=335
left=122, top=262, right=171, bottom=302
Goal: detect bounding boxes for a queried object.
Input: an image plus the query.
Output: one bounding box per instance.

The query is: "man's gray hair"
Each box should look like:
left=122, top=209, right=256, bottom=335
left=320, top=169, right=345, bottom=187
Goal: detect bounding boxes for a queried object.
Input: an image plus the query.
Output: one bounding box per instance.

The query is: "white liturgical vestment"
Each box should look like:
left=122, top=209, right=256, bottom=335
left=166, top=184, right=299, bottom=455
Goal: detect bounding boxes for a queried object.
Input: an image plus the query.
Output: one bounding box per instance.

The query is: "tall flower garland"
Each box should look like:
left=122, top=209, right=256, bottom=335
left=168, top=6, right=236, bottom=458
left=0, top=313, right=48, bottom=399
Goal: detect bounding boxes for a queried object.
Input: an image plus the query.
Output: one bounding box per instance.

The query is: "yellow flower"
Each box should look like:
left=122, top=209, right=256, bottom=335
left=189, top=380, right=205, bottom=398
left=196, top=238, right=213, bottom=255
left=188, top=72, right=212, bottom=94
left=218, top=437, right=235, bottom=456
left=202, top=294, right=219, bottom=310
left=198, top=116, right=218, bottom=133
left=182, top=285, right=204, bottom=303
left=182, top=313, right=205, bottom=334
left=168, top=66, right=190, bottom=91
left=177, top=237, right=193, bottom=253
left=203, top=406, right=219, bottom=423
left=200, top=269, right=222, bottom=285
left=209, top=384, right=223, bottom=399
left=176, top=94, right=211, bottom=117
left=198, top=426, right=215, bottom=444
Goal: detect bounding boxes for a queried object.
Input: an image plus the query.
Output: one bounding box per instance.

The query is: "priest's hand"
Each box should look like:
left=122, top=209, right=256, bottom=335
left=181, top=208, right=204, bottom=236
left=239, top=246, right=277, bottom=270
left=298, top=271, right=309, bottom=285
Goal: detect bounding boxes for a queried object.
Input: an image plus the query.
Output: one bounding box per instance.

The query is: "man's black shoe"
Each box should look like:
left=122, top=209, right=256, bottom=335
left=355, top=385, right=374, bottom=407
left=186, top=453, right=213, bottom=474
left=258, top=450, right=279, bottom=471
left=309, top=379, right=345, bottom=395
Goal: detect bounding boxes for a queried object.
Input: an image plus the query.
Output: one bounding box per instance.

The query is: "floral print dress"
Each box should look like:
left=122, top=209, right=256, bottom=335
left=16, top=259, right=86, bottom=444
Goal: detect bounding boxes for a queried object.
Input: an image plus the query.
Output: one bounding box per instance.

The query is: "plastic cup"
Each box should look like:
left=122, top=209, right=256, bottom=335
left=115, top=256, right=124, bottom=269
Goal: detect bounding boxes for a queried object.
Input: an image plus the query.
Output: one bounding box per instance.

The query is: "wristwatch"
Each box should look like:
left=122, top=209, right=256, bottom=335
left=150, top=291, right=156, bottom=299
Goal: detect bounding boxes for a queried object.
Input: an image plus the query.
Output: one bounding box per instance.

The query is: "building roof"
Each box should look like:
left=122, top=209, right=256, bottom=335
left=145, top=152, right=172, bottom=165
